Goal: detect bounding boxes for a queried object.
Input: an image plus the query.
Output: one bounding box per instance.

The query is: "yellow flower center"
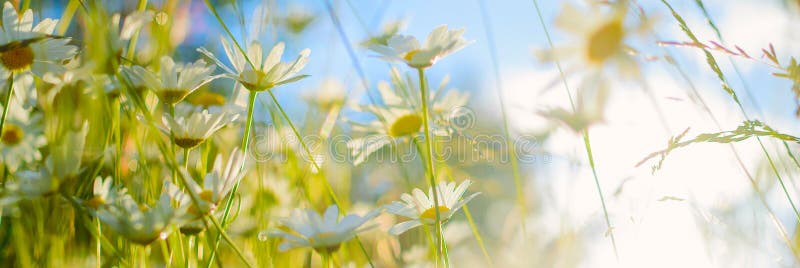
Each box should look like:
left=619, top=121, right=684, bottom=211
left=158, top=89, right=190, bottom=104
left=188, top=91, right=226, bottom=107
left=389, top=114, right=422, bottom=137
left=586, top=20, right=624, bottom=64
left=87, top=196, right=105, bottom=209
left=0, top=45, right=34, bottom=71
left=187, top=189, right=216, bottom=216
left=420, top=205, right=450, bottom=220
left=315, top=231, right=337, bottom=240
left=239, top=70, right=275, bottom=92
left=1, top=124, right=24, bottom=145
left=198, top=189, right=214, bottom=202
left=403, top=50, right=420, bottom=62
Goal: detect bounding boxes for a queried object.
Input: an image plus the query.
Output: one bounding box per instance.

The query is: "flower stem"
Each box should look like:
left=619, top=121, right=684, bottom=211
left=169, top=104, right=178, bottom=184
left=183, top=148, right=190, bottom=169
left=207, top=215, right=253, bottom=268
left=530, top=0, right=619, bottom=260
left=476, top=0, right=528, bottom=241
left=416, top=68, right=447, bottom=266
left=0, top=74, right=14, bottom=149
left=96, top=219, right=101, bottom=268
left=205, top=91, right=257, bottom=267
left=159, top=238, right=171, bottom=267
left=265, top=90, right=340, bottom=205
left=322, top=252, right=332, bottom=268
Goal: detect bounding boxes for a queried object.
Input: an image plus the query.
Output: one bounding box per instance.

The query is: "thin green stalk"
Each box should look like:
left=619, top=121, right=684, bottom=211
left=125, top=0, right=149, bottom=60
left=96, top=219, right=101, bottom=268
left=202, top=0, right=255, bottom=69
left=207, top=215, right=254, bottom=268
left=169, top=104, right=177, bottom=185
left=322, top=252, right=332, bottom=268
left=266, top=90, right=340, bottom=206
left=661, top=0, right=800, bottom=224
left=265, top=89, right=376, bottom=267
left=476, top=0, right=528, bottom=238
left=202, top=3, right=373, bottom=266
left=530, top=0, right=619, bottom=260
left=0, top=74, right=14, bottom=144
left=205, top=91, right=257, bottom=267
left=320, top=0, right=381, bottom=108
left=631, top=2, right=798, bottom=258
left=693, top=0, right=763, bottom=115
left=159, top=239, right=171, bottom=267
left=183, top=148, right=190, bottom=169
left=56, top=0, right=80, bottom=35
left=784, top=142, right=800, bottom=171
left=416, top=68, right=447, bottom=266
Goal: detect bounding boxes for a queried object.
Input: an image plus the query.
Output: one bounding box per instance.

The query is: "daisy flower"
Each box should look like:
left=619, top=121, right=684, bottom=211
left=131, top=55, right=218, bottom=105
left=180, top=148, right=246, bottom=217
left=0, top=104, right=45, bottom=172
left=368, top=24, right=472, bottom=69
left=84, top=176, right=127, bottom=211
left=198, top=39, right=310, bottom=92
left=160, top=108, right=238, bottom=149
left=96, top=182, right=181, bottom=245
left=384, top=180, right=479, bottom=235
left=267, top=205, right=380, bottom=253
left=345, top=69, right=469, bottom=165
left=0, top=123, right=88, bottom=205
left=534, top=2, right=650, bottom=79
left=361, top=19, right=405, bottom=47
left=0, top=1, right=77, bottom=75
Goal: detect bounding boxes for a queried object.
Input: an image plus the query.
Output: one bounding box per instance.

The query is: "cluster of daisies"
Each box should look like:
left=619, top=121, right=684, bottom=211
left=0, top=1, right=482, bottom=265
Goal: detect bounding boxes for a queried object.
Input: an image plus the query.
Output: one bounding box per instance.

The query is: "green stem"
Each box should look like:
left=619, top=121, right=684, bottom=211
left=125, top=0, right=149, bottom=60
left=266, top=89, right=375, bottom=268
left=660, top=0, right=800, bottom=225
left=202, top=0, right=255, bottom=69
left=322, top=252, right=331, bottom=268
left=169, top=104, right=178, bottom=185
left=530, top=0, right=619, bottom=260
left=159, top=238, right=171, bottom=267
left=416, top=68, right=447, bottom=266
left=476, top=0, right=528, bottom=240
left=0, top=73, right=14, bottom=147
left=205, top=91, right=257, bottom=267
left=266, top=90, right=338, bottom=205
left=183, top=148, right=190, bottom=169
left=207, top=215, right=254, bottom=268
left=96, top=219, right=102, bottom=268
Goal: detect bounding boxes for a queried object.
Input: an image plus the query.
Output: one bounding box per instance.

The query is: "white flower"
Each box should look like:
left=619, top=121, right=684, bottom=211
left=0, top=2, right=77, bottom=75
left=534, top=2, right=649, bottom=78
left=384, top=180, right=479, bottom=235
left=368, top=25, right=472, bottom=69
left=96, top=182, right=181, bottom=245
left=198, top=40, right=310, bottom=92
left=160, top=109, right=238, bottom=149
left=179, top=148, right=246, bottom=216
left=131, top=56, right=218, bottom=104
left=0, top=123, right=88, bottom=205
left=345, top=68, right=469, bottom=165
left=84, top=176, right=127, bottom=211
left=267, top=205, right=380, bottom=253
left=0, top=104, right=44, bottom=172
left=110, top=11, right=153, bottom=53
